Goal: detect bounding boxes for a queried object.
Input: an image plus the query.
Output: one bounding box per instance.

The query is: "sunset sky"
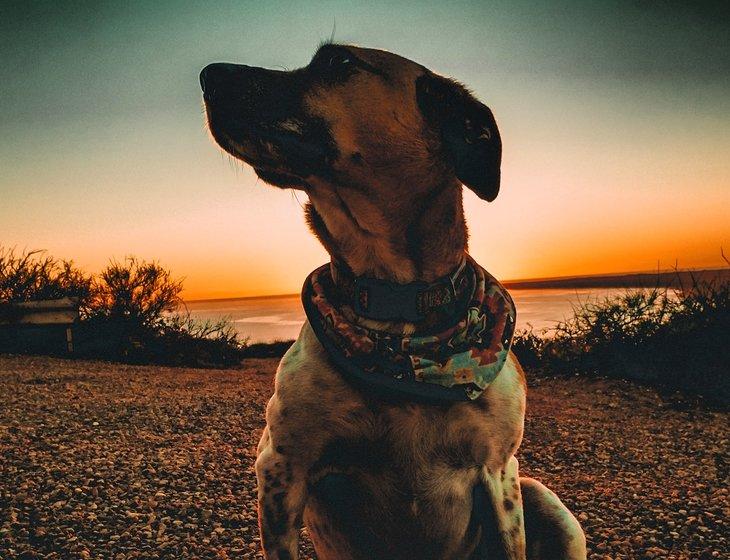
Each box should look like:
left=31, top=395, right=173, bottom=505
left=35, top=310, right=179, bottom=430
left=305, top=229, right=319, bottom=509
left=2, top=2, right=728, bottom=299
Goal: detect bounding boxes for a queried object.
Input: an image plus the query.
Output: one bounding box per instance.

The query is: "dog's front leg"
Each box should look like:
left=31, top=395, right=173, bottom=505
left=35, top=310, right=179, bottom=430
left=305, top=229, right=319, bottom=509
left=255, top=426, right=306, bottom=560
left=482, top=455, right=527, bottom=559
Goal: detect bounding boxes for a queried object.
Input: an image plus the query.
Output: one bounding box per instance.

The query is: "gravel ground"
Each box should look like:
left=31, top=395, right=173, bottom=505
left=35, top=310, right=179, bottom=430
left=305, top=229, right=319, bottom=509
left=0, top=354, right=727, bottom=560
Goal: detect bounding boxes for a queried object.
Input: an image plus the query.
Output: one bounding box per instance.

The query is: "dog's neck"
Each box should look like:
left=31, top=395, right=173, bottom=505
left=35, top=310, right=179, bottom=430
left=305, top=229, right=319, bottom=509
left=306, top=178, right=467, bottom=283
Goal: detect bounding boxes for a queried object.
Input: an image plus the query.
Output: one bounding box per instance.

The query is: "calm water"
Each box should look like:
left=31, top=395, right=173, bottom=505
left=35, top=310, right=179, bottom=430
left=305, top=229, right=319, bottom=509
left=183, top=288, right=627, bottom=343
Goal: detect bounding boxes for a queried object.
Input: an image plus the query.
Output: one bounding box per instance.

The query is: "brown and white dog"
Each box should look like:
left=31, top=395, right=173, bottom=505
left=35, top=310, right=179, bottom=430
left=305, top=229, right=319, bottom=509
left=200, top=44, right=586, bottom=560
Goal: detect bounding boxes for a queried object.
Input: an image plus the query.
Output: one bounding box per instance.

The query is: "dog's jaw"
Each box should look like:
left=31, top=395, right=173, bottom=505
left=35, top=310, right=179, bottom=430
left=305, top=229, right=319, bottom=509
left=254, top=168, right=310, bottom=189
left=203, top=117, right=317, bottom=191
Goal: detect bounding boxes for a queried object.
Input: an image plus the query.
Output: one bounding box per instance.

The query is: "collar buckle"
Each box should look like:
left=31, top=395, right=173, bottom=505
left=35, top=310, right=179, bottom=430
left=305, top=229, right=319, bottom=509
left=352, top=277, right=430, bottom=323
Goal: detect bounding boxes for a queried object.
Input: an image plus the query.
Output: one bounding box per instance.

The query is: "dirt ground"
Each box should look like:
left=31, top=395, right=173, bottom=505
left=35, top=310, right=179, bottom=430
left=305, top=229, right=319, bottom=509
left=0, top=354, right=727, bottom=559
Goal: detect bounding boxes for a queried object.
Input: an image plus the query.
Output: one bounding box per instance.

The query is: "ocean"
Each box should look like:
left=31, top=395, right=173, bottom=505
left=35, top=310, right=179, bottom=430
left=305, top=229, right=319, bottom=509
left=183, top=287, right=628, bottom=343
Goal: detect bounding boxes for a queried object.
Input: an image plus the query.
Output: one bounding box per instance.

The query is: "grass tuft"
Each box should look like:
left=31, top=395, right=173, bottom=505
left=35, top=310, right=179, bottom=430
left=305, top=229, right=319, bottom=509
left=512, top=264, right=730, bottom=406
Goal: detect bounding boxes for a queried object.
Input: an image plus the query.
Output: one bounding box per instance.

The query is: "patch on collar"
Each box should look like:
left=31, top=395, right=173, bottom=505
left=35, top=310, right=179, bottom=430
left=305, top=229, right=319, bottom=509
left=301, top=255, right=516, bottom=402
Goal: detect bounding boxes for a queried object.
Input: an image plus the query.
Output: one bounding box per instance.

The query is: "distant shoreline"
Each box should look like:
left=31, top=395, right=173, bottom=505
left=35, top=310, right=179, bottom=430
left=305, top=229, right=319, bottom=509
left=184, top=267, right=729, bottom=304
left=185, top=292, right=300, bottom=304
left=503, top=267, right=730, bottom=290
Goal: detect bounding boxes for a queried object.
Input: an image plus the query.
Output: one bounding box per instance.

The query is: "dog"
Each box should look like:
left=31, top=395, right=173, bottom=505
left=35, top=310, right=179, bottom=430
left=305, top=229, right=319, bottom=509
left=200, top=43, right=586, bottom=560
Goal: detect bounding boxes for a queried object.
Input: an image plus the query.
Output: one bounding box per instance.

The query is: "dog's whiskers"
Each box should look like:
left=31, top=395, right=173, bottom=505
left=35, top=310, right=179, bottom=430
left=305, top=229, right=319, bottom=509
left=291, top=189, right=305, bottom=210
left=329, top=17, right=337, bottom=43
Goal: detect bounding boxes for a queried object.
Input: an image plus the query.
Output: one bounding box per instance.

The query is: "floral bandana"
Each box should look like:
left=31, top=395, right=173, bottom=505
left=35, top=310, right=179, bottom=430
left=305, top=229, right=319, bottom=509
left=302, top=254, right=516, bottom=402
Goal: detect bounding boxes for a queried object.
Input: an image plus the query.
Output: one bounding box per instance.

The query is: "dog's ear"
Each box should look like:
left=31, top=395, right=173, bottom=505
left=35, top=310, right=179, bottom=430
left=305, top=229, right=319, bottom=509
left=416, top=73, right=502, bottom=201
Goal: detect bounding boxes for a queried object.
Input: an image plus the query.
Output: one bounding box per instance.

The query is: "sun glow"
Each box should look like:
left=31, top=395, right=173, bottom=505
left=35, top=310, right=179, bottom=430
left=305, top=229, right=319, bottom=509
left=1, top=3, right=728, bottom=300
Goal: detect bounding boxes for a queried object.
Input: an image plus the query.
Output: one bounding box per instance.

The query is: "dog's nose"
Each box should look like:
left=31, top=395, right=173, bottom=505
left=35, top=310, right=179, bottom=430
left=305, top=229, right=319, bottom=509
left=199, top=65, right=210, bottom=94
left=200, top=62, right=251, bottom=100
left=199, top=63, right=223, bottom=97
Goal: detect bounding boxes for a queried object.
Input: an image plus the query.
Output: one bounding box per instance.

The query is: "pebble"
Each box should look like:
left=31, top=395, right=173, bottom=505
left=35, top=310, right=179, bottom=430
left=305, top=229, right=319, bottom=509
left=0, top=354, right=726, bottom=560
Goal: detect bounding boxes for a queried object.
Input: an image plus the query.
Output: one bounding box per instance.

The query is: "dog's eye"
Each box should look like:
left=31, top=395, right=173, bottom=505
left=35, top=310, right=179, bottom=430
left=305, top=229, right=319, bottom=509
left=312, top=51, right=353, bottom=70
left=328, top=54, right=351, bottom=66
left=310, top=50, right=358, bottom=79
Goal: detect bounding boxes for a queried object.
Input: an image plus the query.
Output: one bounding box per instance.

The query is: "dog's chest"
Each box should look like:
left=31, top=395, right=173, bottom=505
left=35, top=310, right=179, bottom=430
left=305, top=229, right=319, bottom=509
left=303, top=403, right=494, bottom=560
left=311, top=399, right=491, bottom=483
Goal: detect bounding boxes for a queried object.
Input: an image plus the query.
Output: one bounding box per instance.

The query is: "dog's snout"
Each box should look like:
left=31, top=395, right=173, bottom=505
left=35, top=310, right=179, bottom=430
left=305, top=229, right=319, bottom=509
left=199, top=65, right=212, bottom=94
left=199, top=62, right=252, bottom=100
left=200, top=63, right=230, bottom=99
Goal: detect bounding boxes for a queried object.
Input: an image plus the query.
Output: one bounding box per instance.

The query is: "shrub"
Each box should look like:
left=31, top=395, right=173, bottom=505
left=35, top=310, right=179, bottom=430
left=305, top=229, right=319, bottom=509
left=150, top=313, right=246, bottom=367
left=512, top=269, right=730, bottom=406
left=0, top=247, right=90, bottom=303
left=84, top=257, right=183, bottom=330
left=0, top=249, right=247, bottom=367
left=241, top=339, right=295, bottom=358
left=80, top=257, right=246, bottom=366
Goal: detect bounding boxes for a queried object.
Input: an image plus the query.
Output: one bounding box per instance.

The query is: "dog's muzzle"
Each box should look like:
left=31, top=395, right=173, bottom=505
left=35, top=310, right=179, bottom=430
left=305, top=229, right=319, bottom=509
left=200, top=62, right=337, bottom=184
left=200, top=62, right=253, bottom=104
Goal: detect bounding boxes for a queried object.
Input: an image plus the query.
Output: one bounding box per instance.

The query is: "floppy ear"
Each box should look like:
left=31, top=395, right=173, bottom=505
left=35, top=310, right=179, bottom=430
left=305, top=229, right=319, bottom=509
left=416, top=73, right=502, bottom=201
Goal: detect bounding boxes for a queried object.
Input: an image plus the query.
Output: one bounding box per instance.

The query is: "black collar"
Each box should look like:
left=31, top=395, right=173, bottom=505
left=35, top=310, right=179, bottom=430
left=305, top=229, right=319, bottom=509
left=330, top=257, right=471, bottom=323
left=301, top=254, right=517, bottom=403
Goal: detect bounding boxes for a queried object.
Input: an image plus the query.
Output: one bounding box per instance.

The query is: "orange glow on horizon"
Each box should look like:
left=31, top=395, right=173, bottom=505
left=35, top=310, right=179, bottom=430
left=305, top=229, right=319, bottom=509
left=5, top=143, right=727, bottom=302
left=2, top=4, right=728, bottom=301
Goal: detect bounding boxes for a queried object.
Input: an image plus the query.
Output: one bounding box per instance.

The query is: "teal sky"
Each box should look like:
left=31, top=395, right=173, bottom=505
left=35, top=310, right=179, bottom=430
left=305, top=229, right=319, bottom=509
left=2, top=1, right=729, bottom=298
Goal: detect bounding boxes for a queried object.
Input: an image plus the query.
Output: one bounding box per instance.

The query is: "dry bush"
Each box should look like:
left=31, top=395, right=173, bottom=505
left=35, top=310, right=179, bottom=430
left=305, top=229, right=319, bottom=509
left=84, top=257, right=183, bottom=329
left=512, top=265, right=730, bottom=406
left=0, top=247, right=90, bottom=303
left=0, top=250, right=246, bottom=367
left=81, top=257, right=247, bottom=366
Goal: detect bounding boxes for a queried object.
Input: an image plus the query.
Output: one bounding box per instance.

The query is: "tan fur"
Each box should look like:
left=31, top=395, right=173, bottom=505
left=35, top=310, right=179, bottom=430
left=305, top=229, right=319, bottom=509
left=202, top=44, right=586, bottom=559
left=303, top=47, right=466, bottom=282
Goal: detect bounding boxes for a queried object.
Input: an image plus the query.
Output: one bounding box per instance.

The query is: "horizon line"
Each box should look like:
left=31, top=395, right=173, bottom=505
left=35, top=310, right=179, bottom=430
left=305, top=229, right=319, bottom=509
left=183, top=265, right=729, bottom=304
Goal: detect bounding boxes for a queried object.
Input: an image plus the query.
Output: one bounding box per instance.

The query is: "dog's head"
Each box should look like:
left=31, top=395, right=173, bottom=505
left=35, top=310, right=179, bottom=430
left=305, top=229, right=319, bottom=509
left=200, top=44, right=501, bottom=203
